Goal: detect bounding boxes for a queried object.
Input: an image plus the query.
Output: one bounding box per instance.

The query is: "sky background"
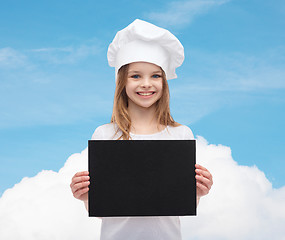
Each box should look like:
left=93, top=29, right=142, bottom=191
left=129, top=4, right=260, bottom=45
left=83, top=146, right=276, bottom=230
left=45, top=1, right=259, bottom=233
left=0, top=0, right=285, bottom=239
left=1, top=0, right=284, bottom=196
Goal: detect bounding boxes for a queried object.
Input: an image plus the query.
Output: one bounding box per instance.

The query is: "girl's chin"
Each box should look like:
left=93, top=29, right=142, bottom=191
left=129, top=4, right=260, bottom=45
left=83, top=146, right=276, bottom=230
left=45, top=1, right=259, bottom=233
left=135, top=101, right=158, bottom=109
left=129, top=100, right=157, bottom=110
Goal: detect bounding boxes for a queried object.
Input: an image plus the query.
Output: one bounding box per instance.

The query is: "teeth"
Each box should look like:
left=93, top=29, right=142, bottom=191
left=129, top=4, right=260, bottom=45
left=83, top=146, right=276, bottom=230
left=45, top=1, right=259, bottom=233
left=138, top=92, right=154, bottom=96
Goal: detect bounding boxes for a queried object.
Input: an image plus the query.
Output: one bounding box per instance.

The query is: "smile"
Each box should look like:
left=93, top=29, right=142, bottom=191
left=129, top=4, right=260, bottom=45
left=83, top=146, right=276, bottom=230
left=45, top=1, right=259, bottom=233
left=136, top=92, right=155, bottom=96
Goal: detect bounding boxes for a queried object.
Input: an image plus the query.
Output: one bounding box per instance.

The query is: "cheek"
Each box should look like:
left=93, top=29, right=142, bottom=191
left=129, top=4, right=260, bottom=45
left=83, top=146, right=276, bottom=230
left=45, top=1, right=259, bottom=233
left=157, top=82, right=163, bottom=94
left=125, top=82, right=135, bottom=98
left=157, top=89, right=163, bottom=99
left=125, top=86, right=131, bottom=99
left=157, top=83, right=164, bottom=99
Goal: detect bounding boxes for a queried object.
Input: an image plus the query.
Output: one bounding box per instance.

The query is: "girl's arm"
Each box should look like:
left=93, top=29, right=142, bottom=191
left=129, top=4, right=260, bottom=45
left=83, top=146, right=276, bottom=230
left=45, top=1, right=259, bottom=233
left=70, top=171, right=102, bottom=220
left=195, top=164, right=213, bottom=205
left=197, top=196, right=200, bottom=206
left=84, top=200, right=88, bottom=211
left=70, top=171, right=90, bottom=201
left=83, top=200, right=102, bottom=220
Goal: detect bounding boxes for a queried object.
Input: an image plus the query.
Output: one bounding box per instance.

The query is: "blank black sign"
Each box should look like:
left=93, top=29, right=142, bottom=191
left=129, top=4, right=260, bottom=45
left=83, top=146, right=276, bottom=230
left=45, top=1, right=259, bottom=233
left=88, top=140, right=196, bottom=217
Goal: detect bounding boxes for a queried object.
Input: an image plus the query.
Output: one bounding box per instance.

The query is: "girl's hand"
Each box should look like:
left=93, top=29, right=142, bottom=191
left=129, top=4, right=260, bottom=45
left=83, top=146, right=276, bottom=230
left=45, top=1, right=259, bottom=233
left=70, top=171, right=90, bottom=202
left=195, top=164, right=213, bottom=199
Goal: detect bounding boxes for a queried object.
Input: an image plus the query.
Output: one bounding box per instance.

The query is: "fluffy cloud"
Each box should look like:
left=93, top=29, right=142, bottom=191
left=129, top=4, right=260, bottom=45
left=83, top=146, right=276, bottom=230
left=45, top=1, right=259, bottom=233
left=0, top=136, right=284, bottom=239
left=0, top=149, right=101, bottom=240
left=181, top=136, right=285, bottom=239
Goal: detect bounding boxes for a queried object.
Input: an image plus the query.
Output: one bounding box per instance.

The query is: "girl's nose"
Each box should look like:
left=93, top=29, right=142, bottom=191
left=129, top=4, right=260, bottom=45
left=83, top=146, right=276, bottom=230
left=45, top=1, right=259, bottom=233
left=140, top=77, right=152, bottom=88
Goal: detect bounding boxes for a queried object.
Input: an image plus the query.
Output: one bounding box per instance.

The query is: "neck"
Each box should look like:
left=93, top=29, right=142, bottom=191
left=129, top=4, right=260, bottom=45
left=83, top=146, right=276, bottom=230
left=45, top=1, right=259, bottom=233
left=128, top=103, right=163, bottom=134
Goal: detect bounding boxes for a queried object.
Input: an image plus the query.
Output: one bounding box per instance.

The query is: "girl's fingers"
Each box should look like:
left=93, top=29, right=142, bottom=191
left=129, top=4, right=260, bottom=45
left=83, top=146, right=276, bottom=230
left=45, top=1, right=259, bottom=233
left=70, top=173, right=90, bottom=188
left=195, top=166, right=213, bottom=182
left=195, top=165, right=213, bottom=198
left=71, top=181, right=90, bottom=193
left=72, top=171, right=89, bottom=180
left=195, top=169, right=213, bottom=182
left=70, top=171, right=90, bottom=200
left=70, top=176, right=90, bottom=186
left=195, top=175, right=212, bottom=188
left=196, top=181, right=209, bottom=195
left=195, top=163, right=208, bottom=171
left=73, top=187, right=89, bottom=199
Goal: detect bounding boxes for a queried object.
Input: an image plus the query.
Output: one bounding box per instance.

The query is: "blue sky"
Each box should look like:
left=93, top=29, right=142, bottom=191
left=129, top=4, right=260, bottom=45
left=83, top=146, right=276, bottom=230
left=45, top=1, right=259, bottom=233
left=0, top=0, right=284, bottom=196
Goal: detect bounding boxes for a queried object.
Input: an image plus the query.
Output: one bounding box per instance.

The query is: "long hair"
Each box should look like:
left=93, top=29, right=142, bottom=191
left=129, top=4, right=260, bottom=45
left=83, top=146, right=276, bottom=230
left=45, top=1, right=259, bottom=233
left=110, top=63, right=180, bottom=140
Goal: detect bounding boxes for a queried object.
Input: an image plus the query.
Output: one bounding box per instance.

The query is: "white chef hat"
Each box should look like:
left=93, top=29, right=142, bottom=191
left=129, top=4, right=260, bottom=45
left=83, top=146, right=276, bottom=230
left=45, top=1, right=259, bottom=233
left=107, top=19, right=184, bottom=80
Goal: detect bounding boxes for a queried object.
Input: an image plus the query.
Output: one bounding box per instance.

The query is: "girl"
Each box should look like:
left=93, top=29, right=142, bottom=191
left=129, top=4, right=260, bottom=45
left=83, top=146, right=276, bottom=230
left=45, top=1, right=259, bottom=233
left=70, top=19, right=213, bottom=240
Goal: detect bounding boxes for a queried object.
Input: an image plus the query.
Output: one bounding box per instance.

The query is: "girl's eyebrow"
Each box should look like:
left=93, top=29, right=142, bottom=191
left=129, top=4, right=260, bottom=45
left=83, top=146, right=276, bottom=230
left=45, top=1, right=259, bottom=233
left=128, top=70, right=162, bottom=74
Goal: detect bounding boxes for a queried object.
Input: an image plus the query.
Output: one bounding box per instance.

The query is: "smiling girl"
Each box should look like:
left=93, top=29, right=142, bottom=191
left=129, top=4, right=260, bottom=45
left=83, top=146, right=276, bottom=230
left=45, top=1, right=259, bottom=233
left=70, top=19, right=213, bottom=240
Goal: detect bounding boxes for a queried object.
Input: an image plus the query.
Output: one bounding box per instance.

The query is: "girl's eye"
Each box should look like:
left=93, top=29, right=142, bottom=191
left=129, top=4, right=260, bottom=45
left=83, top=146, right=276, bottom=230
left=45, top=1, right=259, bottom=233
left=131, top=75, right=140, bottom=79
left=152, top=74, right=162, bottom=78
left=129, top=74, right=161, bottom=79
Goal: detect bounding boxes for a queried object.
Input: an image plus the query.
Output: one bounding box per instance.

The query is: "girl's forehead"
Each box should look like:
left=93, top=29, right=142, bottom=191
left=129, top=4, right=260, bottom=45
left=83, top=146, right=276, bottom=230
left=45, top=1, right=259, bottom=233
left=128, top=62, right=162, bottom=72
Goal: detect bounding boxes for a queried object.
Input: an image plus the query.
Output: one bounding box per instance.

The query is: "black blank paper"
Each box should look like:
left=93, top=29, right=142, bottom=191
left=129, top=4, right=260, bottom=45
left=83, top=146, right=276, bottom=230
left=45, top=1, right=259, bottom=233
left=88, top=140, right=196, bottom=217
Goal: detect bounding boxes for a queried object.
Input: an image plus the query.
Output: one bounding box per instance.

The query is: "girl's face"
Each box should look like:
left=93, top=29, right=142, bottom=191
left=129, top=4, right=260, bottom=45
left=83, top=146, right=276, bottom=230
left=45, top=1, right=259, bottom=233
left=125, top=62, right=163, bottom=110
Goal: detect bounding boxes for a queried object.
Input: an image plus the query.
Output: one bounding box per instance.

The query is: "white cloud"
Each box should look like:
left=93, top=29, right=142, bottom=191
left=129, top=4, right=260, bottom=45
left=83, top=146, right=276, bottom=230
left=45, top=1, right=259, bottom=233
left=0, top=136, right=284, bottom=239
left=145, top=0, right=230, bottom=27
left=0, top=47, right=30, bottom=69
left=0, top=38, right=102, bottom=69
left=181, top=136, right=285, bottom=240
left=29, top=39, right=103, bottom=64
left=0, top=148, right=101, bottom=240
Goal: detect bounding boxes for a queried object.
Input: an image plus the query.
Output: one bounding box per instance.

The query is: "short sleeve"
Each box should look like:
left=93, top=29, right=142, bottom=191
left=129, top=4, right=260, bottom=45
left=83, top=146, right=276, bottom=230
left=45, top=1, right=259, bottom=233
left=183, top=125, right=194, bottom=140
left=91, top=126, right=104, bottom=140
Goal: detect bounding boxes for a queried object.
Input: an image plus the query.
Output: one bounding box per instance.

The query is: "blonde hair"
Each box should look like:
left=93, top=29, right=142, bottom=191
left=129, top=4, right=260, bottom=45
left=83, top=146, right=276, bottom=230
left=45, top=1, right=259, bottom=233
left=110, top=63, right=180, bottom=140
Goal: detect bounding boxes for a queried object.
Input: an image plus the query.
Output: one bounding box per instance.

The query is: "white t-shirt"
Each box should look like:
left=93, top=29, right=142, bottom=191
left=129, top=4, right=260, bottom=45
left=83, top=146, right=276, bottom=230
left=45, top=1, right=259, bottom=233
left=91, top=123, right=194, bottom=240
